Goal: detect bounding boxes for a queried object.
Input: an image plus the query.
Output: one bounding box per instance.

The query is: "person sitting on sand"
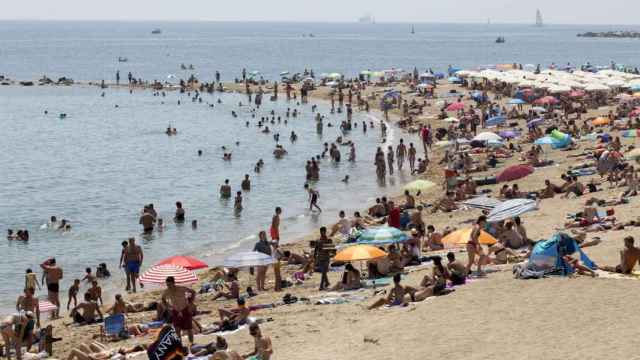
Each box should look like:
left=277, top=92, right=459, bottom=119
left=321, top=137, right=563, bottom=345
left=368, top=198, right=386, bottom=218
left=70, top=293, right=104, bottom=325
left=367, top=251, right=393, bottom=279
left=446, top=252, right=467, bottom=285
left=425, top=225, right=444, bottom=251
left=282, top=250, right=309, bottom=267
left=562, top=176, right=585, bottom=198
left=243, top=323, right=273, bottom=360
left=211, top=272, right=240, bottom=301
left=106, top=294, right=127, bottom=316
left=368, top=274, right=416, bottom=310
left=539, top=179, right=556, bottom=199
left=333, top=264, right=361, bottom=291
left=430, top=192, right=458, bottom=213
left=67, top=342, right=146, bottom=360
left=216, top=297, right=251, bottom=330
left=598, top=236, right=640, bottom=274
left=499, top=221, right=526, bottom=249
left=402, top=190, right=416, bottom=210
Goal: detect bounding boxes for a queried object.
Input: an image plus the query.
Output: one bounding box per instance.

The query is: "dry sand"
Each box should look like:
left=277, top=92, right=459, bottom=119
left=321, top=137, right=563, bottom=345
left=34, top=80, right=640, bottom=360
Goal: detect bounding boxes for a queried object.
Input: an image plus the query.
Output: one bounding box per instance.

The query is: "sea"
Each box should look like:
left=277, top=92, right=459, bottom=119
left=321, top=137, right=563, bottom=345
left=1, top=21, right=639, bottom=311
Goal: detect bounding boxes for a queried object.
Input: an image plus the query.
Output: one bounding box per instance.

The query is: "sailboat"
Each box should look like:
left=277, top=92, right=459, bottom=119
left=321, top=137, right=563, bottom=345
left=535, top=9, right=543, bottom=27
left=411, top=25, right=415, bottom=34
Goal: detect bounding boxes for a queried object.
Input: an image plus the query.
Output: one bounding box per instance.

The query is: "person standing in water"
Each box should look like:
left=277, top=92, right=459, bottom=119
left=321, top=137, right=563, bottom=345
left=270, top=207, right=281, bottom=242
left=241, top=174, right=251, bottom=191
left=234, top=191, right=243, bottom=212
left=396, top=139, right=407, bottom=171
left=123, top=237, right=143, bottom=293
left=174, top=201, right=185, bottom=223
left=408, top=143, right=417, bottom=172
left=220, top=179, right=232, bottom=198
left=304, top=184, right=321, bottom=212
left=386, top=146, right=395, bottom=175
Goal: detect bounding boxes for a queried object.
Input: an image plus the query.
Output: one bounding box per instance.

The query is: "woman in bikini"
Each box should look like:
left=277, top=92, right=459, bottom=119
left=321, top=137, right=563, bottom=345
left=466, top=216, right=488, bottom=276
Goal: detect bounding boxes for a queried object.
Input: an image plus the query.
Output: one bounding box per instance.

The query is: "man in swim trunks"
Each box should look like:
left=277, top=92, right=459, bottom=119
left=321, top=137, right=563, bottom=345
left=70, top=293, right=104, bottom=325
left=139, top=208, right=155, bottom=233
left=598, top=236, right=640, bottom=274
left=162, top=276, right=197, bottom=344
left=40, top=258, right=63, bottom=318
left=270, top=207, right=281, bottom=242
left=123, top=237, right=143, bottom=293
left=241, top=174, right=251, bottom=191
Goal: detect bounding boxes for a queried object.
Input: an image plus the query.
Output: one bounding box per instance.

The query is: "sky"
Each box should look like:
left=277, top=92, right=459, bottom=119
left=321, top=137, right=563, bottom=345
left=2, top=0, right=640, bottom=25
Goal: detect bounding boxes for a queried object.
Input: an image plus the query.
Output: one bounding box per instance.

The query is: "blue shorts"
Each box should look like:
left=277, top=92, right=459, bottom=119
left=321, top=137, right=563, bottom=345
left=126, top=261, right=140, bottom=274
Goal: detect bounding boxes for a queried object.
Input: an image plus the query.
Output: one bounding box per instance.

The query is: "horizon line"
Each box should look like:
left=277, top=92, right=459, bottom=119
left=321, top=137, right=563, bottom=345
left=0, top=18, right=638, bottom=27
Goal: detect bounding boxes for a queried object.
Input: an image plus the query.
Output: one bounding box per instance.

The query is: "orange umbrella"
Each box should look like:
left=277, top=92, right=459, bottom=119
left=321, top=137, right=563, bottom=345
left=334, top=245, right=387, bottom=262
left=441, top=228, right=498, bottom=246
left=592, top=117, right=610, bottom=126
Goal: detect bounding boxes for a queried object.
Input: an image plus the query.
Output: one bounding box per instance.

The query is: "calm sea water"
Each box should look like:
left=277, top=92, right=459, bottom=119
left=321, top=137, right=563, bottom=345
left=1, top=21, right=638, bottom=310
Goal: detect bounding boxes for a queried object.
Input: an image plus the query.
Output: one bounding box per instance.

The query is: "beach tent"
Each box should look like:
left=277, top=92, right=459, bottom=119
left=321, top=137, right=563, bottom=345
left=528, top=233, right=596, bottom=275
left=548, top=130, right=572, bottom=149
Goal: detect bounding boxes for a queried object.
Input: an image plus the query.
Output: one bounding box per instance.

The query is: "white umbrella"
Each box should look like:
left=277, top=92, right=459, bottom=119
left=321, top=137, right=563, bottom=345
left=585, top=83, right=610, bottom=91
left=224, top=251, right=274, bottom=268
left=487, top=199, right=538, bottom=223
left=473, top=132, right=503, bottom=142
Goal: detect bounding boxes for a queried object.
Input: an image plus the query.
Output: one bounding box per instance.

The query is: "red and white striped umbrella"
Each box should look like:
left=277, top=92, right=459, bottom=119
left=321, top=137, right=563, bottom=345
left=39, top=299, right=57, bottom=313
left=139, top=264, right=198, bottom=285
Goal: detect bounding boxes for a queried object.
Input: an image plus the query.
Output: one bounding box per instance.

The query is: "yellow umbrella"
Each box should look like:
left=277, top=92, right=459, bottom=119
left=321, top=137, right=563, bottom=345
left=403, top=179, right=436, bottom=192
left=592, top=117, right=610, bottom=126
left=334, top=245, right=387, bottom=262
left=441, top=228, right=498, bottom=246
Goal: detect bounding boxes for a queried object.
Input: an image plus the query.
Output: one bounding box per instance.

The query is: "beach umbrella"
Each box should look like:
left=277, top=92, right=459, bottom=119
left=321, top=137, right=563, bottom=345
left=534, top=96, right=558, bottom=105
left=585, top=83, right=610, bottom=91
left=461, top=196, right=503, bottom=211
left=327, top=72, right=342, bottom=79
left=487, top=139, right=504, bottom=148
left=39, top=299, right=57, bottom=313
left=528, top=118, right=545, bottom=128
left=139, top=265, right=198, bottom=285
left=631, top=85, right=640, bottom=91
left=486, top=115, right=506, bottom=127
left=446, top=102, right=465, bottom=111
left=473, top=132, right=503, bottom=142
left=403, top=179, right=436, bottom=192
left=531, top=107, right=547, bottom=113
left=417, top=83, right=433, bottom=89
left=549, top=85, right=571, bottom=93
left=334, top=245, right=387, bottom=262
left=356, top=226, right=409, bottom=245
left=499, top=130, right=519, bottom=139
left=224, top=251, right=274, bottom=268
left=487, top=199, right=538, bottom=223
left=622, top=130, right=640, bottom=138
left=508, top=98, right=526, bottom=105
left=155, top=255, right=208, bottom=271
left=592, top=117, right=610, bottom=126
left=625, top=148, right=640, bottom=160
left=496, top=164, right=534, bottom=183
left=448, top=76, right=462, bottom=83
left=569, top=90, right=585, bottom=98
left=441, top=228, right=498, bottom=246
left=444, top=117, right=459, bottom=123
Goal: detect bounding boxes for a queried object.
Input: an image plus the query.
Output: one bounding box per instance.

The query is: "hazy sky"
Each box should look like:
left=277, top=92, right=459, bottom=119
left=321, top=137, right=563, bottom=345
left=3, top=0, right=639, bottom=25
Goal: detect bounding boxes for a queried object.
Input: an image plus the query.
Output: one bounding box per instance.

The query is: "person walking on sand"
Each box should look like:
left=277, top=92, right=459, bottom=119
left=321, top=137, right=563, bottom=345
left=162, top=276, right=197, bottom=344
left=314, top=227, right=332, bottom=290
left=123, top=237, right=143, bottom=293
left=40, top=258, right=63, bottom=318
left=466, top=216, right=488, bottom=276
left=396, top=138, right=407, bottom=171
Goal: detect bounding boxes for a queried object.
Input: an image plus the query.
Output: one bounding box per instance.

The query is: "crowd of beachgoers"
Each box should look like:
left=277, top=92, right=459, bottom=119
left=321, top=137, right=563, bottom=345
left=5, top=61, right=640, bottom=359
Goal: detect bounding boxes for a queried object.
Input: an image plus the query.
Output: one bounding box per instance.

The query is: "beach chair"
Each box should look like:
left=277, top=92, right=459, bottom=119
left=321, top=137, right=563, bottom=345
left=100, top=314, right=126, bottom=341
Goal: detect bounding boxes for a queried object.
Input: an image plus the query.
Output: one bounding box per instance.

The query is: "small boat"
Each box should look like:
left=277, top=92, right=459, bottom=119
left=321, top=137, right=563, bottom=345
left=118, top=57, right=128, bottom=62
left=495, top=36, right=505, bottom=43
left=151, top=29, right=162, bottom=35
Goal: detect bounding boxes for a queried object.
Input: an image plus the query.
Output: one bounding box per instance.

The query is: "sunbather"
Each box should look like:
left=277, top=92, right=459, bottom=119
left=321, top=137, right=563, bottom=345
left=211, top=272, right=240, bottom=301
left=332, top=264, right=361, bottom=291
left=368, top=274, right=416, bottom=310
left=67, top=342, right=145, bottom=360
left=598, top=236, right=640, bottom=274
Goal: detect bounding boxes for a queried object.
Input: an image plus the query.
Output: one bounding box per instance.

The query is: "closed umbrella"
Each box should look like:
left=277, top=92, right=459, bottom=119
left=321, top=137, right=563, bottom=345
left=356, top=226, right=409, bottom=245
left=497, top=164, right=534, bottom=183
left=487, top=199, right=538, bottom=223
left=403, top=179, right=436, bottom=192
left=334, top=245, right=387, bottom=262
left=139, top=265, right=198, bottom=285
left=441, top=228, right=498, bottom=246
left=224, top=251, right=274, bottom=268
left=155, top=255, right=208, bottom=271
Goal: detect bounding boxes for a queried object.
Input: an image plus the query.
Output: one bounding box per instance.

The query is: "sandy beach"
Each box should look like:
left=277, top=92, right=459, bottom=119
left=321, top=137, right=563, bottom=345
left=11, top=70, right=639, bottom=360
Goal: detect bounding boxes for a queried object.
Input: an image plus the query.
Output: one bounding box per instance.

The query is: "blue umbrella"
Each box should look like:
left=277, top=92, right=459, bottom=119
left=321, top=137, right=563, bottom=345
left=499, top=130, right=519, bottom=139
left=448, top=76, right=462, bottom=83
left=632, top=84, right=640, bottom=91
left=508, top=98, right=526, bottom=105
left=486, top=116, right=506, bottom=126
left=528, top=118, right=544, bottom=128
left=355, top=226, right=409, bottom=246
